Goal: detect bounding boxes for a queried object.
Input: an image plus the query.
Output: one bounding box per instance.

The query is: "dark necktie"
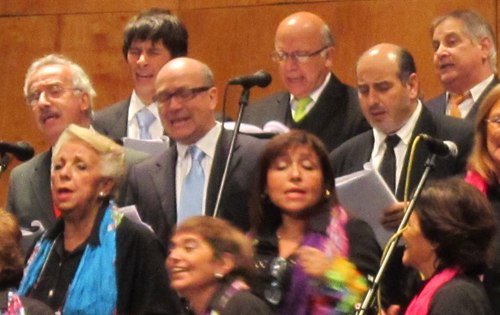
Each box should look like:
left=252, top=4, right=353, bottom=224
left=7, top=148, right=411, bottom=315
left=379, top=134, right=401, bottom=192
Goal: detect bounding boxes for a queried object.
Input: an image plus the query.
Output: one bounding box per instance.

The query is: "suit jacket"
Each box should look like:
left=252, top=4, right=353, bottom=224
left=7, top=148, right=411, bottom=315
left=426, top=76, right=499, bottom=121
left=330, top=106, right=473, bottom=201
left=242, top=74, right=370, bottom=151
left=92, top=98, right=130, bottom=141
left=330, top=106, right=473, bottom=307
left=126, top=131, right=267, bottom=246
left=6, top=148, right=148, bottom=231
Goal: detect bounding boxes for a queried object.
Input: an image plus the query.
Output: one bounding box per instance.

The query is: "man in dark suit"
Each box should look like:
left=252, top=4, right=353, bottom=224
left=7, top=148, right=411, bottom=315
left=92, top=8, right=188, bottom=141
left=7, top=54, right=146, bottom=232
left=126, top=57, right=266, bottom=246
left=242, top=11, right=369, bottom=151
left=330, top=43, right=473, bottom=310
left=427, top=10, right=498, bottom=121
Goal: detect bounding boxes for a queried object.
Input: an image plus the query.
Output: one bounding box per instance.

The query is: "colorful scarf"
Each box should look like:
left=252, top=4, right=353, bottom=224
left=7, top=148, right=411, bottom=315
left=18, top=202, right=122, bottom=315
left=405, top=268, right=459, bottom=315
left=278, top=205, right=367, bottom=315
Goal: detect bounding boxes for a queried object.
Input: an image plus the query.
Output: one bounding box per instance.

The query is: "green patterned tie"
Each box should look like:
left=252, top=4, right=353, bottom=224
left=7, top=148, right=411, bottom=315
left=293, top=96, right=312, bottom=122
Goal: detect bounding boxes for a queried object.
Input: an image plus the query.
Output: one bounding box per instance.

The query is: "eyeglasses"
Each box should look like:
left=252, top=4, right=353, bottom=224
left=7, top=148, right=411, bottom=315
left=27, top=84, right=80, bottom=107
left=271, top=46, right=330, bottom=63
left=485, top=116, right=500, bottom=127
left=153, top=86, right=212, bottom=105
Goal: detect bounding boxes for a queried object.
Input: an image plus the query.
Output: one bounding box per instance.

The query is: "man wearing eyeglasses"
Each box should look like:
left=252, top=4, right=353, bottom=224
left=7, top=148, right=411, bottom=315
left=92, top=8, right=188, bottom=142
left=242, top=11, right=369, bottom=151
left=126, top=57, right=266, bottom=247
left=6, top=54, right=147, bottom=233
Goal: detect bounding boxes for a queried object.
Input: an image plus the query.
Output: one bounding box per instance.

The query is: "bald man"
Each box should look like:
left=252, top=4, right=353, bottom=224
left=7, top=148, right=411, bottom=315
left=126, top=57, right=266, bottom=246
left=330, top=43, right=473, bottom=309
left=242, top=11, right=369, bottom=151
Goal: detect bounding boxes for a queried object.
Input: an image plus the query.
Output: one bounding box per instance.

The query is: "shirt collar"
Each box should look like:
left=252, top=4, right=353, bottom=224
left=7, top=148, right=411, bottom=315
left=176, top=122, right=222, bottom=160
left=127, top=90, right=160, bottom=123
left=372, top=101, right=423, bottom=154
left=446, top=74, right=495, bottom=102
left=290, top=72, right=331, bottom=105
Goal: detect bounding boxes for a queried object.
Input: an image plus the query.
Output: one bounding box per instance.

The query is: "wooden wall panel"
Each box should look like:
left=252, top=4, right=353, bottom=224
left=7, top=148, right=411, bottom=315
left=0, top=0, right=497, bottom=206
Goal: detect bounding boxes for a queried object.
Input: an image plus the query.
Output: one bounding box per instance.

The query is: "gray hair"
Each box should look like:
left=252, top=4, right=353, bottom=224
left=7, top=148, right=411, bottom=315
left=432, top=10, right=497, bottom=73
left=321, top=24, right=335, bottom=47
left=24, top=54, right=97, bottom=110
left=52, top=124, right=125, bottom=196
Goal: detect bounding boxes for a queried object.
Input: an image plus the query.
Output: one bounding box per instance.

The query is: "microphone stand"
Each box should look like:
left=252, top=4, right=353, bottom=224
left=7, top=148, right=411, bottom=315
left=356, top=154, right=437, bottom=315
left=0, top=153, right=10, bottom=177
left=213, top=88, right=251, bottom=218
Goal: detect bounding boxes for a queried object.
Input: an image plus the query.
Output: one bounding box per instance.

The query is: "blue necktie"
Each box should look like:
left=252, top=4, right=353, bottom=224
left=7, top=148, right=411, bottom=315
left=178, top=146, right=205, bottom=223
left=136, top=107, right=156, bottom=139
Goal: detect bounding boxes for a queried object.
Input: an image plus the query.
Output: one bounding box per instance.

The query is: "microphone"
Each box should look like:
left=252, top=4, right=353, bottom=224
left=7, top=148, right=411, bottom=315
left=228, top=70, right=272, bottom=89
left=0, top=141, right=35, bottom=161
left=419, top=134, right=458, bottom=157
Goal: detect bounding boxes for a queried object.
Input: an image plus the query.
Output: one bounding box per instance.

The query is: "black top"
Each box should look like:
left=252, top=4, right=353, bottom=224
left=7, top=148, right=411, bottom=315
left=0, top=289, right=53, bottom=315
left=25, top=201, right=181, bottom=314
left=429, top=275, right=492, bottom=315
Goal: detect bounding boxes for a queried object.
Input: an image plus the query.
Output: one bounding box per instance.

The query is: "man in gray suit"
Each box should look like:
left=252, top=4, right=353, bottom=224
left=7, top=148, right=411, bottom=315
left=242, top=11, right=369, bottom=151
left=6, top=54, right=146, bottom=231
left=427, top=10, right=498, bottom=121
left=126, top=57, right=266, bottom=246
left=92, top=8, right=188, bottom=141
left=330, top=43, right=473, bottom=310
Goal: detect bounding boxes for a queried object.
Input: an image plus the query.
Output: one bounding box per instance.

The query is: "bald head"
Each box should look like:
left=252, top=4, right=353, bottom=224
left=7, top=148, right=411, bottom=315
left=155, top=57, right=217, bottom=144
left=356, top=43, right=419, bottom=134
left=274, top=12, right=334, bottom=98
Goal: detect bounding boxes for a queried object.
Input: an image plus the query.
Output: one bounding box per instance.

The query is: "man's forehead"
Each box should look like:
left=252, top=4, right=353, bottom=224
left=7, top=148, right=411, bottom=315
left=28, top=65, right=71, bottom=88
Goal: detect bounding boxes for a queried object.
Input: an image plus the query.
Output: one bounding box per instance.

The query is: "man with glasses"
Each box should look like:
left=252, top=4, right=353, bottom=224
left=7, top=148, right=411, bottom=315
left=6, top=54, right=147, bottom=232
left=243, top=11, right=369, bottom=151
left=92, top=8, right=188, bottom=141
left=126, top=57, right=266, bottom=247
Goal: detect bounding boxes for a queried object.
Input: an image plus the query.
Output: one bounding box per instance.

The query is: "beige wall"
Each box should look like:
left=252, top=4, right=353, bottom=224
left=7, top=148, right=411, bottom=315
left=0, top=0, right=496, bottom=205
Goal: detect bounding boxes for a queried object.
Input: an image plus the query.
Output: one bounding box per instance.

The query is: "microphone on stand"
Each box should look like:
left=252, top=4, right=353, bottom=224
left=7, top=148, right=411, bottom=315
left=0, top=141, right=35, bottom=161
left=228, top=70, right=272, bottom=89
left=419, top=134, right=458, bottom=157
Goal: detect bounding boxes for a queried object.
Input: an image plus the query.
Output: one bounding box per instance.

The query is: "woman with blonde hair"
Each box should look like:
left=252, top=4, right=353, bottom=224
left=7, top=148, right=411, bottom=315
left=18, top=124, right=180, bottom=314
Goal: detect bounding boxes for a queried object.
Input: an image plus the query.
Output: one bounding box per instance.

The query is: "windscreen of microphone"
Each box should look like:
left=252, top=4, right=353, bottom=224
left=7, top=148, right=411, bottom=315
left=419, top=134, right=458, bottom=157
left=0, top=141, right=35, bottom=161
left=228, top=70, right=272, bottom=89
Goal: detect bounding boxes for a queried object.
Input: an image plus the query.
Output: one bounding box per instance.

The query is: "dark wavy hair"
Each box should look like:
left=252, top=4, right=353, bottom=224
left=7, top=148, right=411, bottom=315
left=415, top=178, right=496, bottom=275
left=249, top=130, right=338, bottom=236
left=122, top=8, right=188, bottom=59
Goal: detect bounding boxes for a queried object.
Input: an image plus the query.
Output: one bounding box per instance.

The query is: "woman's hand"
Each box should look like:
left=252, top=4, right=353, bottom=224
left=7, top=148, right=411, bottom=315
left=296, top=246, right=331, bottom=280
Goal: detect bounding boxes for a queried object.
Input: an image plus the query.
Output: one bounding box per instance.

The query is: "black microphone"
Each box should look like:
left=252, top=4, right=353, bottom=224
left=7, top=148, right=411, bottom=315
left=0, top=141, right=35, bottom=161
left=419, top=134, right=458, bottom=157
left=228, top=70, right=272, bottom=89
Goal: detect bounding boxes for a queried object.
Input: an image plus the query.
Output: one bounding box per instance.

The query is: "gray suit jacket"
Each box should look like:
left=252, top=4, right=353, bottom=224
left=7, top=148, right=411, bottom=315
left=126, top=131, right=267, bottom=247
left=6, top=148, right=148, bottom=231
left=426, top=76, right=499, bottom=121
left=242, top=74, right=370, bottom=151
left=92, top=98, right=130, bottom=141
